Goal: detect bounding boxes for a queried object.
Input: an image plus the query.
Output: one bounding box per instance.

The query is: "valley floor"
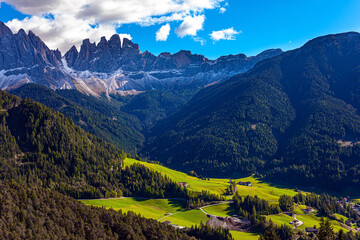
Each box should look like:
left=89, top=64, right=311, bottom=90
left=81, top=158, right=355, bottom=239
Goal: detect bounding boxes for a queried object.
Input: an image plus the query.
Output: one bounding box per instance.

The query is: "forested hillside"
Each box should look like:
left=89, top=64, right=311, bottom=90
left=144, top=32, right=360, bottom=192
left=0, top=90, right=191, bottom=199
left=11, top=84, right=144, bottom=152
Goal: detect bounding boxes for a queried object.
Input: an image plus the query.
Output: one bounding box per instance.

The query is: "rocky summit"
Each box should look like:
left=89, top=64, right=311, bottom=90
left=0, top=21, right=283, bottom=96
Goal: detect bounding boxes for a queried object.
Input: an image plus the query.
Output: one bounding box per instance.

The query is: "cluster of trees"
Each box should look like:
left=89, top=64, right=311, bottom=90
left=186, top=190, right=226, bottom=209
left=233, top=193, right=281, bottom=217
left=226, top=181, right=237, bottom=195
left=278, top=195, right=294, bottom=212
left=258, top=223, right=292, bottom=240
left=232, top=192, right=281, bottom=232
left=187, top=222, right=233, bottom=240
left=292, top=193, right=359, bottom=220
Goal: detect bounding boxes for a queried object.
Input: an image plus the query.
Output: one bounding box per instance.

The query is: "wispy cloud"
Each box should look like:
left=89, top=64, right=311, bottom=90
left=209, top=27, right=241, bottom=42
left=193, top=36, right=206, bottom=45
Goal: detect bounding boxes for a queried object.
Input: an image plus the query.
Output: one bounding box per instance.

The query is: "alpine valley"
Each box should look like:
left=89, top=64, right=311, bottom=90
left=1, top=19, right=360, bottom=240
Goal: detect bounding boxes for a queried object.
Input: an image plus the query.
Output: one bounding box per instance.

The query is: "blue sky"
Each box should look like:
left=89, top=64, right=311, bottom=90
left=0, top=0, right=359, bottom=59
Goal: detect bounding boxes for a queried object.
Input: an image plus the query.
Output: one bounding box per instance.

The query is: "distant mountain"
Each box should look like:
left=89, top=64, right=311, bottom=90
left=0, top=21, right=282, bottom=96
left=144, top=32, right=360, bottom=192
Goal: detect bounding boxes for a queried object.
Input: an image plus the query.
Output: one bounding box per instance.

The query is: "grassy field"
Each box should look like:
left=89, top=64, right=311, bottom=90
left=124, top=158, right=297, bottom=201
left=292, top=205, right=309, bottom=214
left=230, top=231, right=260, bottom=240
left=202, top=203, right=235, bottom=217
left=266, top=214, right=294, bottom=227
left=159, top=209, right=208, bottom=227
left=295, top=214, right=345, bottom=232
left=81, top=198, right=185, bottom=220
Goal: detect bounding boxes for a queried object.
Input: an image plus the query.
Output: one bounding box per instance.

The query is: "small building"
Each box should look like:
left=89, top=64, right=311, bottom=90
left=163, top=220, right=171, bottom=225
left=177, top=182, right=189, bottom=188
left=305, top=227, right=319, bottom=234
left=237, top=181, right=252, bottom=187
left=290, top=220, right=300, bottom=225
left=302, top=207, right=314, bottom=214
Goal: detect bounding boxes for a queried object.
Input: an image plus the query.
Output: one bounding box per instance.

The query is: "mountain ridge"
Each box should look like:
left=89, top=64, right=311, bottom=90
left=0, top=21, right=283, bottom=96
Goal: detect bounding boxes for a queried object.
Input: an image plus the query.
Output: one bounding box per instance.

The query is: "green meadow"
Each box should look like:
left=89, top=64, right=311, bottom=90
left=81, top=198, right=185, bottom=220
left=159, top=209, right=209, bottom=227
left=201, top=203, right=235, bottom=217
left=124, top=158, right=297, bottom=201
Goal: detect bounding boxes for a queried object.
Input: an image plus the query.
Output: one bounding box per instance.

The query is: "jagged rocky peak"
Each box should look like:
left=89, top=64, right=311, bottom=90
left=64, top=45, right=78, bottom=66
left=122, top=38, right=139, bottom=50
left=53, top=49, right=62, bottom=61
left=17, top=29, right=27, bottom=37
left=78, top=38, right=96, bottom=59
left=97, top=36, right=108, bottom=49
left=109, top=34, right=122, bottom=52
left=0, top=21, right=72, bottom=90
left=0, top=21, right=12, bottom=36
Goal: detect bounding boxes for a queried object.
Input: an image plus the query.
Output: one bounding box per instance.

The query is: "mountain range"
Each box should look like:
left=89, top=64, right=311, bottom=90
left=0, top=21, right=282, bottom=96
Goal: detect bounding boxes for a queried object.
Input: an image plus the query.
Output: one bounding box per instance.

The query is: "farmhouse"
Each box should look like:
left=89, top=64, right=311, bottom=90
left=177, top=182, right=189, bottom=188
left=237, top=181, right=252, bottom=187
left=302, top=207, right=314, bottom=213
left=290, top=220, right=300, bottom=225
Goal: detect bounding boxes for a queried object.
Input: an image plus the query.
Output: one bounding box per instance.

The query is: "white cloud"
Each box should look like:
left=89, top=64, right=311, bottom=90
left=156, top=23, right=171, bottom=41
left=209, top=27, right=241, bottom=41
left=219, top=7, right=226, bottom=13
left=175, top=15, right=205, bottom=38
left=193, top=37, right=206, bottom=45
left=6, top=16, right=131, bottom=53
left=3, top=0, right=224, bottom=52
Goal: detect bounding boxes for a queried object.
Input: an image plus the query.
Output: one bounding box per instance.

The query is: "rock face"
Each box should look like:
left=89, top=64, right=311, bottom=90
left=62, top=35, right=283, bottom=95
left=0, top=22, right=73, bottom=90
left=0, top=21, right=283, bottom=95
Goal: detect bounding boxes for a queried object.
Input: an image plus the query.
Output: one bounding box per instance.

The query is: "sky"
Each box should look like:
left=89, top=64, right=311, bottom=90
left=0, top=0, right=359, bottom=59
